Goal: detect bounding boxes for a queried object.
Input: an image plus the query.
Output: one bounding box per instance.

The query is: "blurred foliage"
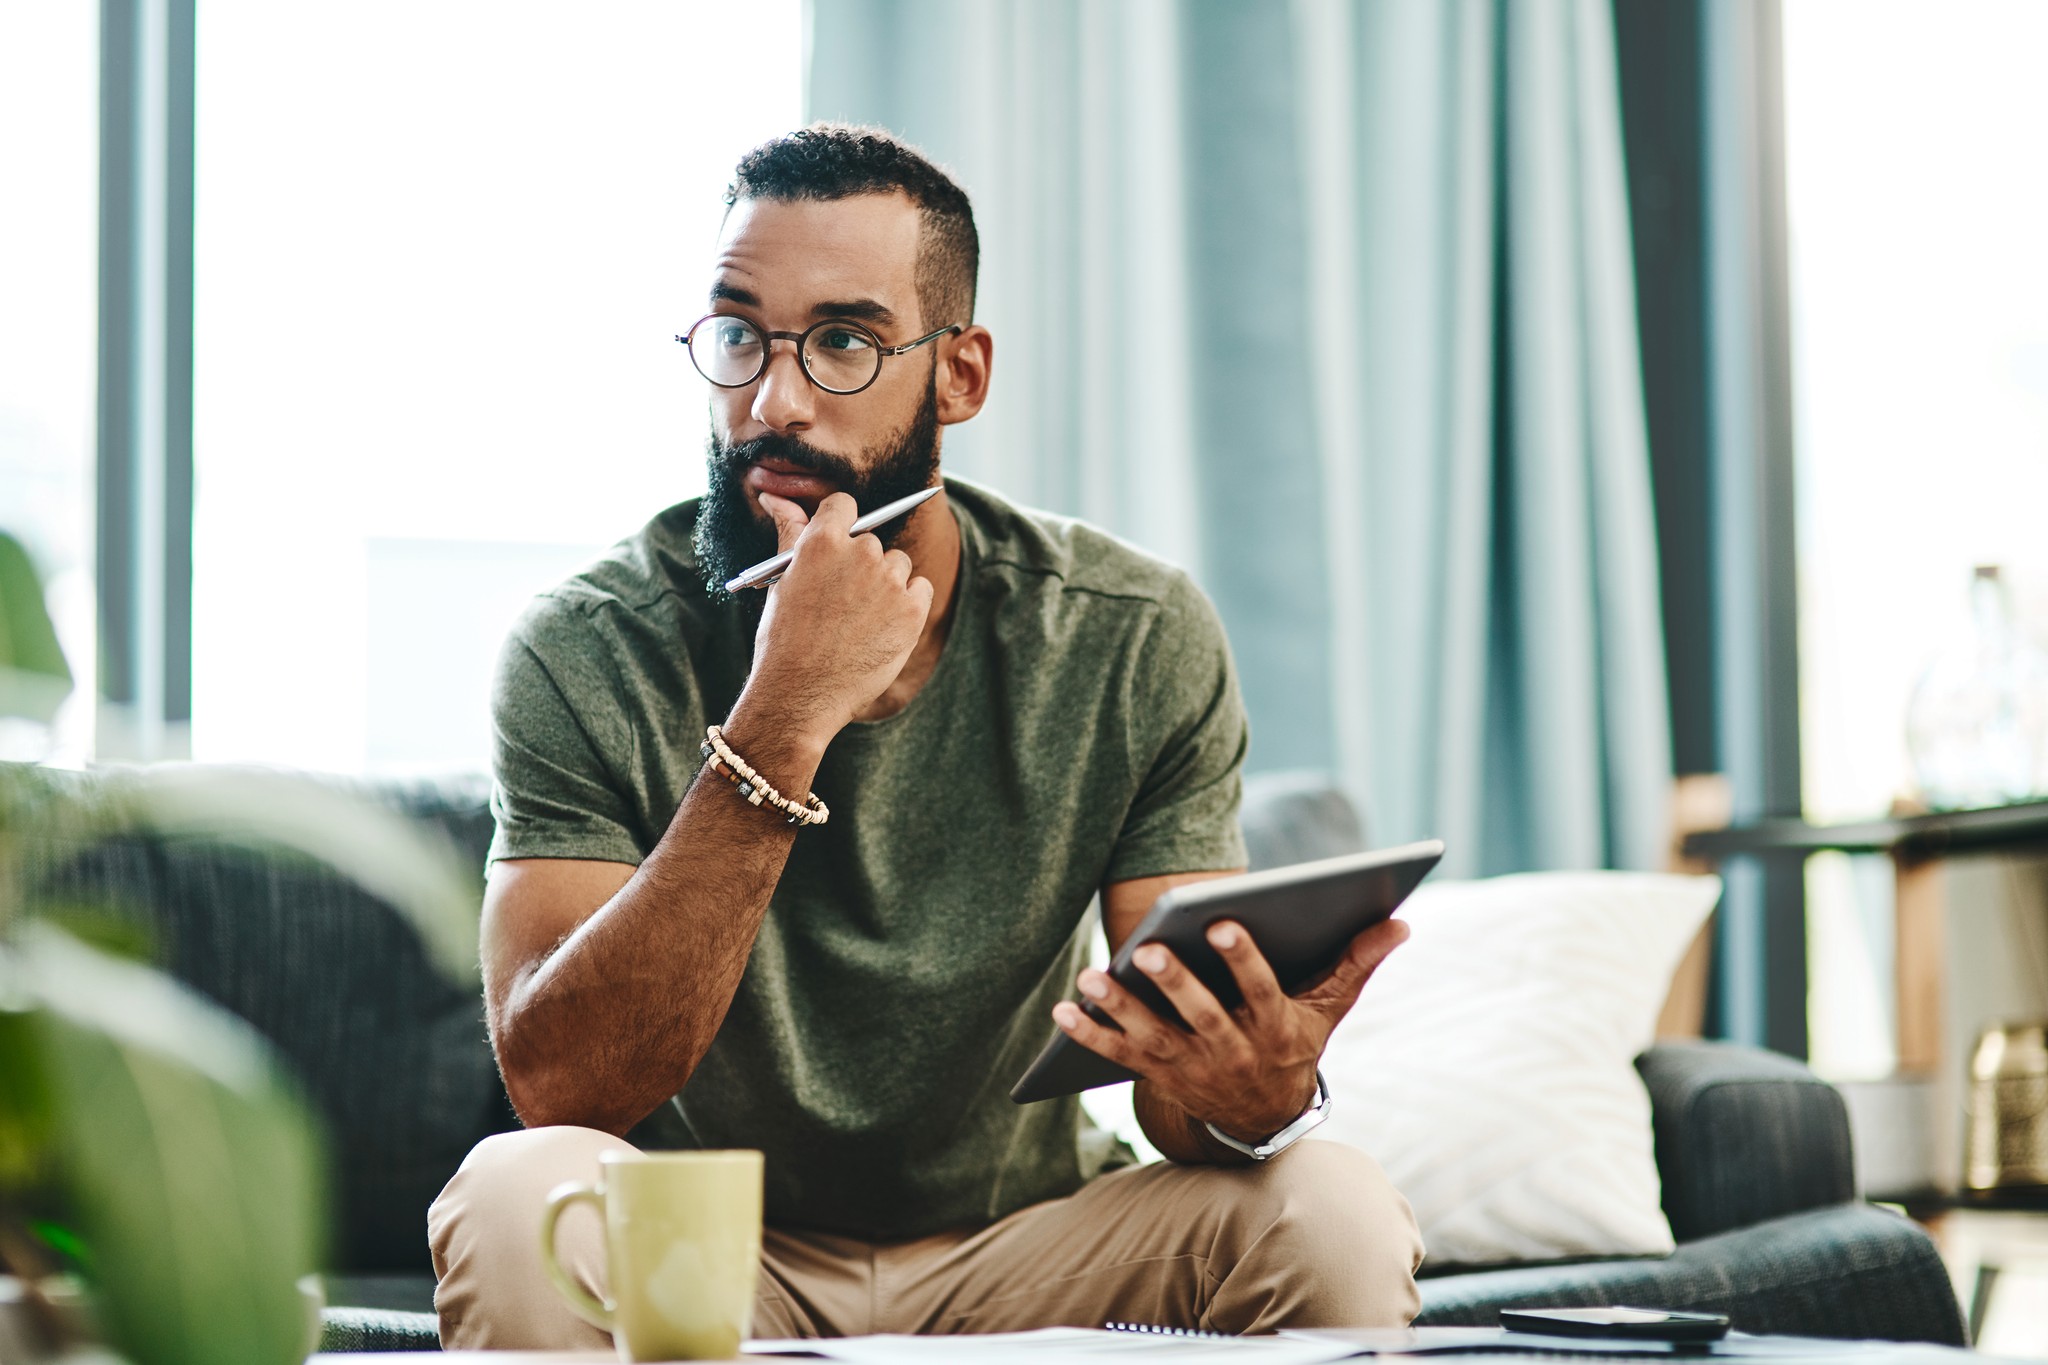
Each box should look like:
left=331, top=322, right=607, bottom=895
left=0, top=529, right=482, bottom=1364
left=0, top=1006, right=53, bottom=1195
left=14, top=925, right=323, bottom=1364
left=22, top=902, right=156, bottom=964
left=0, top=532, right=71, bottom=728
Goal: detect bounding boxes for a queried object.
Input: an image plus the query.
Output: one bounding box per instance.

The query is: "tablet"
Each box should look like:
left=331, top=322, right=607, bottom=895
left=1009, top=839, right=1445, bottom=1103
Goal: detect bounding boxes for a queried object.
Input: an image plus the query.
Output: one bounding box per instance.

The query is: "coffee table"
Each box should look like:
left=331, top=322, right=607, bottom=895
left=308, top=1332, right=2025, bottom=1364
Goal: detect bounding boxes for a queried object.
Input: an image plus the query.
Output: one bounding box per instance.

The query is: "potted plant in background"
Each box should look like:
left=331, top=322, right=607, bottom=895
left=0, top=528, right=481, bottom=1365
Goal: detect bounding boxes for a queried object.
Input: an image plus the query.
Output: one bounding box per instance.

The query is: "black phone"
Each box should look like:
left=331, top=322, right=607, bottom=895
left=1501, top=1308, right=1732, bottom=1343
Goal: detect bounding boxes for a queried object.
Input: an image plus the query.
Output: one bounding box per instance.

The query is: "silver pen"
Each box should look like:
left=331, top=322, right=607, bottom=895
left=723, top=484, right=943, bottom=592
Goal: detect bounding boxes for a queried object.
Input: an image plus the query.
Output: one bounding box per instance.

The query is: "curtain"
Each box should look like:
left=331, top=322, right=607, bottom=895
left=807, top=0, right=1672, bottom=876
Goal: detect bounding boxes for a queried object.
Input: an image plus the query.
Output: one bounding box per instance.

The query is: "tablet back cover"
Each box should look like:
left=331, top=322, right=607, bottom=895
left=1010, top=840, right=1443, bottom=1103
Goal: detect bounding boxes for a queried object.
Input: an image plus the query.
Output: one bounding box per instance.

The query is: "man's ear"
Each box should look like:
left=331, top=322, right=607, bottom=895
left=935, top=325, right=993, bottom=426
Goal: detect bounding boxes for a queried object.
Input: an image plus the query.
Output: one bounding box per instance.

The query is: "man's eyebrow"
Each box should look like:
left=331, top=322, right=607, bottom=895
left=811, top=298, right=898, bottom=327
left=707, top=283, right=900, bottom=329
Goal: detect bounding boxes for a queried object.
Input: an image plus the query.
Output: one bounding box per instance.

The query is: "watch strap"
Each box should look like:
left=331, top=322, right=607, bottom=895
left=1202, top=1068, right=1332, bottom=1161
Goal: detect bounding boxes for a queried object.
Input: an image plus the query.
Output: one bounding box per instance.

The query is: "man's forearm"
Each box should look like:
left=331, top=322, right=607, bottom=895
left=492, top=701, right=826, bottom=1134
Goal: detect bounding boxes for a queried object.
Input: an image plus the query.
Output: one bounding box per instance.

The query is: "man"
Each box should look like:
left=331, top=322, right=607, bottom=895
left=429, top=124, right=1422, bottom=1348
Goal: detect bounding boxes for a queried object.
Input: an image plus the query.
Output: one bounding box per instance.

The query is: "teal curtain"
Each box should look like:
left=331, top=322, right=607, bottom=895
left=808, top=0, right=1672, bottom=876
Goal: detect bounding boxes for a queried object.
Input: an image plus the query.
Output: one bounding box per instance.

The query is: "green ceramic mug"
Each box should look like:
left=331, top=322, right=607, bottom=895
left=540, top=1149, right=764, bottom=1362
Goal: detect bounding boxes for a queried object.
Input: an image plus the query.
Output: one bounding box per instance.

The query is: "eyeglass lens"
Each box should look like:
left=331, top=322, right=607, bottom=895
left=689, top=317, right=880, bottom=394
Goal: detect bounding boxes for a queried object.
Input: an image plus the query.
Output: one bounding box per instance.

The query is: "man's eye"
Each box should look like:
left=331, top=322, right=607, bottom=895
left=716, top=324, right=759, bottom=350
left=814, top=327, right=874, bottom=353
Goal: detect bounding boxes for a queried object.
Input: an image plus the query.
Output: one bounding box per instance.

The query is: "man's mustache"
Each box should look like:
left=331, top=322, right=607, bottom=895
left=712, top=435, right=860, bottom=488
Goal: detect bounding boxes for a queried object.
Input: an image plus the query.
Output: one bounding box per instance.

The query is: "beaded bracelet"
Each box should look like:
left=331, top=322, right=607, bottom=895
left=700, top=725, right=830, bottom=828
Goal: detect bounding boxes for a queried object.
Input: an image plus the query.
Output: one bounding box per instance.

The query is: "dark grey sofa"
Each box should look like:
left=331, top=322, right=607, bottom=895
left=17, top=766, right=1966, bottom=1351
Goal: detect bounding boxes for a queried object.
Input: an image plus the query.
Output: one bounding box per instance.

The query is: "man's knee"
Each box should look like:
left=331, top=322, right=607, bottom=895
left=1210, top=1140, right=1424, bottom=1331
left=430, top=1125, right=637, bottom=1350
left=429, top=1125, right=633, bottom=1258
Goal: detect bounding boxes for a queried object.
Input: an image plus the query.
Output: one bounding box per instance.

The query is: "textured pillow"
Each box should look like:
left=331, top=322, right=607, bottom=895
left=1312, top=871, right=1719, bottom=1268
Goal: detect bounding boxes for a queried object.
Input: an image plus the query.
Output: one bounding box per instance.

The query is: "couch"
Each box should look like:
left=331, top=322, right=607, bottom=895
left=17, top=766, right=1967, bottom=1351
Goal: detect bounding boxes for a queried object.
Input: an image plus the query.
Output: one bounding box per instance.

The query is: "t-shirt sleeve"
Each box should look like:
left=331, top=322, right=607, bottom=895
left=486, top=601, right=647, bottom=867
left=1103, top=574, right=1251, bottom=884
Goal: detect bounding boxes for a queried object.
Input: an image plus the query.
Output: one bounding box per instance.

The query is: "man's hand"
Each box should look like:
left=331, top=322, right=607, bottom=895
left=749, top=490, right=934, bottom=743
left=1053, top=916, right=1408, bottom=1151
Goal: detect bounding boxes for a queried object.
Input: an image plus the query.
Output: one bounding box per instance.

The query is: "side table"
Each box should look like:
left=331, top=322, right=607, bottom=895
left=1684, top=802, right=2048, bottom=1201
left=1917, top=1189, right=2048, bottom=1356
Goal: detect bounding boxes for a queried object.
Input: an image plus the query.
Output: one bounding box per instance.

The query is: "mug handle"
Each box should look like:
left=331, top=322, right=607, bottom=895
left=540, top=1180, right=614, bottom=1333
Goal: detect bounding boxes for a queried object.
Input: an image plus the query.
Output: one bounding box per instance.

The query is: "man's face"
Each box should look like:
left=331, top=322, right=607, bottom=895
left=692, top=192, right=944, bottom=598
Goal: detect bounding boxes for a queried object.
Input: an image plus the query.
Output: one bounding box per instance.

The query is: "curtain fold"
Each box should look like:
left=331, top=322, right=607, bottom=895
left=807, top=0, right=1671, bottom=874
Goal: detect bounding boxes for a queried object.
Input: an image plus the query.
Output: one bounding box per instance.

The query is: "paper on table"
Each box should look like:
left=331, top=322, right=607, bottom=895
left=745, top=1326, right=1365, bottom=1363
left=1280, top=1328, right=1889, bottom=1358
left=1282, top=1329, right=1685, bottom=1357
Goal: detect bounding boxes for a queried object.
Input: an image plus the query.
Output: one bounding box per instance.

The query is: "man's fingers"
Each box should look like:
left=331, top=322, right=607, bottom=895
left=1304, top=917, right=1410, bottom=1018
left=1204, top=920, right=1286, bottom=1020
left=1052, top=1002, right=1147, bottom=1078
left=756, top=491, right=810, bottom=553
left=1132, top=943, right=1235, bottom=1038
left=883, top=548, right=914, bottom=587
left=1075, top=967, right=1180, bottom=1060
left=809, top=491, right=859, bottom=535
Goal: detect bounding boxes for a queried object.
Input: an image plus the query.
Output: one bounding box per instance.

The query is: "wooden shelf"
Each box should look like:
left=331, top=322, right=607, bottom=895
left=1683, top=800, right=2048, bottom=863
left=1680, top=798, right=2048, bottom=1077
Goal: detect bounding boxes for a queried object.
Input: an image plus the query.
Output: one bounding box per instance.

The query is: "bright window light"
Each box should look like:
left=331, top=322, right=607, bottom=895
left=0, top=5, right=98, bottom=765
left=1784, top=0, right=2048, bottom=1079
left=192, top=3, right=802, bottom=773
left=1785, top=0, right=2048, bottom=825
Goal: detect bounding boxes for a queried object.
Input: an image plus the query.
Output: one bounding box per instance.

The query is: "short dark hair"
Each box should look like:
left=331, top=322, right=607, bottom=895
left=726, top=123, right=979, bottom=330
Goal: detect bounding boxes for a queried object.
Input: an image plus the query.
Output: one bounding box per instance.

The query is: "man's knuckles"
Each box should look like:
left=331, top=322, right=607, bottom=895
left=813, top=491, right=858, bottom=522
left=1138, top=1031, right=1180, bottom=1064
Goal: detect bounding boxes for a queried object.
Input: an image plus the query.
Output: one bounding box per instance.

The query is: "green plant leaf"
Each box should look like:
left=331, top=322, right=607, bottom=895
left=0, top=532, right=72, bottom=726
left=23, top=923, right=324, bottom=1365
left=23, top=900, right=157, bottom=963
left=0, top=1003, right=55, bottom=1193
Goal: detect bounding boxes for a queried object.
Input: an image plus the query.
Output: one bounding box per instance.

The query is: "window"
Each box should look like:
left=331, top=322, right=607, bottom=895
left=0, top=5, right=99, bottom=764
left=1783, top=0, right=2048, bottom=1075
left=191, top=3, right=802, bottom=772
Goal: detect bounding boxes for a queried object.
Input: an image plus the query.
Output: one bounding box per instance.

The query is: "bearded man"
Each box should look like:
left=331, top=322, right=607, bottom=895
left=428, top=124, right=1423, bottom=1348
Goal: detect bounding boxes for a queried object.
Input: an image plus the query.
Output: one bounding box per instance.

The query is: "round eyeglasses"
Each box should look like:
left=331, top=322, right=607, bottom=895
left=676, top=314, right=962, bottom=396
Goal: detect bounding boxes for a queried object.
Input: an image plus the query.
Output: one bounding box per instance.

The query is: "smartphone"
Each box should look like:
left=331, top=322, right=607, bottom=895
left=1500, top=1307, right=1732, bottom=1343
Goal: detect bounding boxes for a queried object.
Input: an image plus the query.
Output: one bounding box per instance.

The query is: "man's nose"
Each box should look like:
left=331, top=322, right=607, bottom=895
left=750, top=340, right=814, bottom=432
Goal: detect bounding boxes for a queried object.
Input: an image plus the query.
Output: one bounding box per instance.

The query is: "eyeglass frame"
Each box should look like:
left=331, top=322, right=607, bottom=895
left=676, top=313, right=963, bottom=397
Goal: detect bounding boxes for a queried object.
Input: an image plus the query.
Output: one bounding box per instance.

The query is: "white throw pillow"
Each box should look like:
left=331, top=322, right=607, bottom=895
left=1311, top=871, right=1720, bottom=1268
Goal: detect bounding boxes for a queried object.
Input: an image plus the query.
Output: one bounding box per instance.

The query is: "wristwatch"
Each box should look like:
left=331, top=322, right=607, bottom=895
left=1202, top=1068, right=1332, bottom=1161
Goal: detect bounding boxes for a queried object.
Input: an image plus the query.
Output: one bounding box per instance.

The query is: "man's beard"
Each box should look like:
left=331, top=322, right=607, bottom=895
left=694, top=372, right=942, bottom=604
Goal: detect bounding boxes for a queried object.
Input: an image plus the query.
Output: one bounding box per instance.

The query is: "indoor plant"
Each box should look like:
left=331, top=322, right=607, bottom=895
left=0, top=529, right=480, bottom=1365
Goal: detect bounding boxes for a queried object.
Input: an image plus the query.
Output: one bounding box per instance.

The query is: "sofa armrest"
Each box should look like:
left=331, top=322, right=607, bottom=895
left=1417, top=1203, right=1964, bottom=1345
left=1637, top=1041, right=1854, bottom=1243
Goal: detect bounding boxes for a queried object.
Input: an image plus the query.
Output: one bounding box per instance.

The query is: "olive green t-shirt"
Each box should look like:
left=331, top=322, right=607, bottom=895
left=487, top=476, right=1249, bottom=1239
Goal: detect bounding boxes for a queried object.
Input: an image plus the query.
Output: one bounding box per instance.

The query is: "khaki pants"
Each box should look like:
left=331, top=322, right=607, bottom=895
left=429, top=1126, right=1423, bottom=1349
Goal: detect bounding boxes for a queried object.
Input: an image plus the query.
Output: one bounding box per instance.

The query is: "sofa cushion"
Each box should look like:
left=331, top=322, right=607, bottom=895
left=320, top=1306, right=442, bottom=1353
left=1238, top=770, right=1367, bottom=871
left=1314, top=870, right=1720, bottom=1267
